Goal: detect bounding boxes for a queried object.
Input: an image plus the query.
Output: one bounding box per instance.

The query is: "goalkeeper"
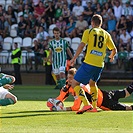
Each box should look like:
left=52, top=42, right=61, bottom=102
left=0, top=73, right=17, bottom=106
left=47, top=68, right=133, bottom=111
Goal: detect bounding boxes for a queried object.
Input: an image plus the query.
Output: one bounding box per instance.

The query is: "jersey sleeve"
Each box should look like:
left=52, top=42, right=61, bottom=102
left=71, top=96, right=82, bottom=111
left=56, top=81, right=70, bottom=102
left=81, top=29, right=90, bottom=45
left=68, top=87, right=82, bottom=111
left=65, top=40, right=69, bottom=48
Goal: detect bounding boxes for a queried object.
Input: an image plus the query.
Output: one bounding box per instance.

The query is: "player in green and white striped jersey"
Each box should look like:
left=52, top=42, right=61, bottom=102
left=49, top=27, right=73, bottom=89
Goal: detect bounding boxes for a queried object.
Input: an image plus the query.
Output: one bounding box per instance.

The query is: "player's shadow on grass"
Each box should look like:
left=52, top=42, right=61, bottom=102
left=0, top=110, right=71, bottom=119
left=4, top=110, right=50, bottom=114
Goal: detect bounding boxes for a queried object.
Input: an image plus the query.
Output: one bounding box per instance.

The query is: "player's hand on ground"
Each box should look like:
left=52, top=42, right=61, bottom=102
left=3, top=84, right=14, bottom=90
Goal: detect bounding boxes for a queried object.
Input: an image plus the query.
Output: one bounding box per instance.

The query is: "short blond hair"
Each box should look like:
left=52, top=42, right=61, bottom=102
left=91, top=14, right=102, bottom=27
left=68, top=68, right=77, bottom=76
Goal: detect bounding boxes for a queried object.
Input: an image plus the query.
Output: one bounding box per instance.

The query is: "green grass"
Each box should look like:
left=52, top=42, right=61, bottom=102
left=0, top=85, right=133, bottom=133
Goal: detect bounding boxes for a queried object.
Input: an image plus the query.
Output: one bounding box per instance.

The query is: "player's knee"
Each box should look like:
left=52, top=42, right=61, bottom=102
left=10, top=76, right=16, bottom=83
left=11, top=96, right=17, bottom=104
left=126, top=106, right=132, bottom=110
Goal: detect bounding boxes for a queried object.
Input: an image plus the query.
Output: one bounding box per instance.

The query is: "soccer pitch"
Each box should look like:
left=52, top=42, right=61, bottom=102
left=0, top=85, right=133, bottom=133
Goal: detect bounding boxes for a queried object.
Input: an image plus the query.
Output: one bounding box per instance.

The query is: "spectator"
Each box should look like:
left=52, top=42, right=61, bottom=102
left=119, top=28, right=131, bottom=51
left=23, top=4, right=32, bottom=19
left=101, top=8, right=108, bottom=23
left=56, top=16, right=66, bottom=37
left=0, top=15, right=10, bottom=38
left=12, top=0, right=23, bottom=9
left=101, top=2, right=113, bottom=24
left=81, top=0, right=91, bottom=8
left=43, top=44, right=53, bottom=85
left=122, top=1, right=132, bottom=16
left=126, top=15, right=133, bottom=33
left=32, top=0, right=40, bottom=7
left=130, top=0, right=133, bottom=7
left=94, top=2, right=102, bottom=15
left=130, top=26, right=133, bottom=39
left=5, top=5, right=17, bottom=25
left=69, top=0, right=78, bottom=11
left=82, top=2, right=94, bottom=25
left=36, top=17, right=48, bottom=34
left=65, top=16, right=76, bottom=38
left=111, top=0, right=122, bottom=21
left=103, top=2, right=112, bottom=12
left=33, top=1, right=46, bottom=21
left=17, top=5, right=24, bottom=15
left=25, top=14, right=37, bottom=38
left=118, top=47, right=129, bottom=70
left=0, top=5, right=5, bottom=17
left=28, top=39, right=43, bottom=71
left=62, top=3, right=70, bottom=23
left=17, top=15, right=27, bottom=38
left=104, top=49, right=111, bottom=70
left=72, top=0, right=84, bottom=19
left=111, top=30, right=120, bottom=49
left=54, top=2, right=63, bottom=20
left=116, top=15, right=127, bottom=34
left=36, top=26, right=49, bottom=48
left=75, top=15, right=88, bottom=37
left=11, top=42, right=22, bottom=85
left=45, top=1, right=55, bottom=25
left=107, top=12, right=117, bottom=33
left=0, top=35, right=3, bottom=51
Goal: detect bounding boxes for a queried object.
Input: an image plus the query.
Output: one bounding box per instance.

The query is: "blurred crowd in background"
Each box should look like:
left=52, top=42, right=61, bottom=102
left=0, top=0, right=133, bottom=71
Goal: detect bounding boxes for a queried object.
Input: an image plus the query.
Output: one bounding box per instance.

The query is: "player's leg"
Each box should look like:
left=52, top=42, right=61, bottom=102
left=0, top=73, right=15, bottom=87
left=0, top=87, right=17, bottom=106
left=88, top=66, right=103, bottom=112
left=73, top=79, right=93, bottom=114
left=125, top=83, right=133, bottom=96
left=107, top=100, right=129, bottom=110
left=112, top=83, right=133, bottom=102
left=52, top=73, right=57, bottom=85
left=89, top=79, right=98, bottom=111
left=59, top=66, right=66, bottom=88
left=52, top=68, right=61, bottom=89
left=72, top=64, right=94, bottom=114
left=100, top=91, right=132, bottom=111
left=56, top=86, right=69, bottom=102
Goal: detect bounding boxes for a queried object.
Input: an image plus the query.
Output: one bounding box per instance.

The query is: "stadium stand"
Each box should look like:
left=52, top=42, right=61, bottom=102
left=0, top=0, right=132, bottom=85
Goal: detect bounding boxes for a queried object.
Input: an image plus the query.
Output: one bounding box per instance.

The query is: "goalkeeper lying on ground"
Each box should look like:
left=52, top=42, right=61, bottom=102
left=47, top=68, right=133, bottom=111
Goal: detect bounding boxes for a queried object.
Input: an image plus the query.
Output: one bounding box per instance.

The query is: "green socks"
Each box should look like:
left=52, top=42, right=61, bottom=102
left=57, top=78, right=66, bottom=89
left=60, top=78, right=66, bottom=87
left=0, top=98, right=15, bottom=106
left=0, top=77, right=12, bottom=87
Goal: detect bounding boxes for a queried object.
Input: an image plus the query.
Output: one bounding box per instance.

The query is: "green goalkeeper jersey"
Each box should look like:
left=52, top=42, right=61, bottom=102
left=49, top=38, right=69, bottom=69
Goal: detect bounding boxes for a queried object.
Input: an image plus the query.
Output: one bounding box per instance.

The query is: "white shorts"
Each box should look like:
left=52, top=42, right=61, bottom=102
left=0, top=87, right=10, bottom=99
left=52, top=66, right=66, bottom=75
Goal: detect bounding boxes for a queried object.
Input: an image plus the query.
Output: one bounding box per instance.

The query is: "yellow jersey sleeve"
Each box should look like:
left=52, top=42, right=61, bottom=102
left=82, top=28, right=116, bottom=67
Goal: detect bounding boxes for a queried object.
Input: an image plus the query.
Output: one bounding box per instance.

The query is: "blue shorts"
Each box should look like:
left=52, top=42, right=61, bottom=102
left=74, top=62, right=103, bottom=85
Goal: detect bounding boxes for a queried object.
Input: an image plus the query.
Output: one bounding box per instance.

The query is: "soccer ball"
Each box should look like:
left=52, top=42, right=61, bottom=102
left=47, top=98, right=64, bottom=111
